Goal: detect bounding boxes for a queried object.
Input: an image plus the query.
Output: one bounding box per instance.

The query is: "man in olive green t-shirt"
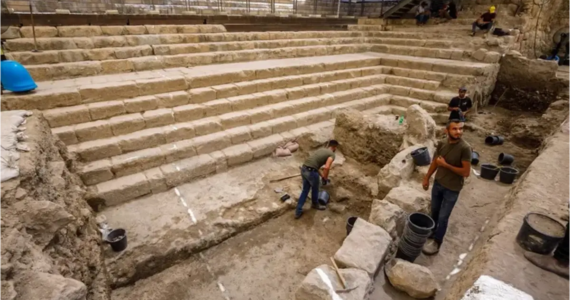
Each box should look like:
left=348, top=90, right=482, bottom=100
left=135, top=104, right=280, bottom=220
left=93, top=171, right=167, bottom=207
left=295, top=140, right=338, bottom=219
left=422, top=119, right=472, bottom=255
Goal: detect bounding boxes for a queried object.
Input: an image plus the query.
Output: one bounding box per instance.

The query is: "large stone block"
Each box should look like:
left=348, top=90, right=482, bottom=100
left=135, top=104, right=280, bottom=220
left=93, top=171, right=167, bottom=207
left=79, top=81, right=139, bottom=104
left=80, top=160, right=114, bottom=185
left=20, top=26, right=58, bottom=38
left=385, top=259, right=438, bottom=299
left=96, top=173, right=151, bottom=206
left=193, top=132, right=231, bottom=155
left=295, top=265, right=372, bottom=300
left=173, top=104, right=206, bottom=122
left=75, top=120, right=113, bottom=142
left=124, top=95, right=158, bottom=113
left=100, top=59, right=134, bottom=74
left=88, top=101, right=125, bottom=120
left=75, top=138, right=122, bottom=161
left=369, top=199, right=405, bottom=238
left=222, top=144, right=254, bottom=166
left=143, top=108, right=175, bottom=128
left=402, top=104, right=437, bottom=149
left=58, top=26, right=103, bottom=37
left=100, top=26, right=125, bottom=36
left=247, top=134, right=284, bottom=158
left=136, top=77, right=187, bottom=96
left=111, top=148, right=165, bottom=178
left=143, top=167, right=168, bottom=194
left=130, top=56, right=165, bottom=71
left=118, top=128, right=165, bottom=153
left=384, top=184, right=430, bottom=214
left=334, top=218, right=392, bottom=277
left=43, top=105, right=91, bottom=127
left=160, top=154, right=216, bottom=187
left=92, top=36, right=127, bottom=48
left=16, top=272, right=87, bottom=300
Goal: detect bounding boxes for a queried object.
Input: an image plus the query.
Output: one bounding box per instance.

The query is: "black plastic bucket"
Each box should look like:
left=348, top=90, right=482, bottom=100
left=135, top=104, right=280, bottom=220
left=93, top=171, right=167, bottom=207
left=346, top=217, right=358, bottom=236
left=499, top=167, right=518, bottom=184
left=396, top=213, right=435, bottom=263
left=485, top=135, right=504, bottom=146
left=318, top=191, right=330, bottom=206
left=471, top=151, right=480, bottom=166
left=516, top=213, right=565, bottom=254
left=498, top=153, right=514, bottom=165
left=480, top=164, right=499, bottom=180
left=106, top=229, right=127, bottom=252
left=411, top=147, right=431, bottom=166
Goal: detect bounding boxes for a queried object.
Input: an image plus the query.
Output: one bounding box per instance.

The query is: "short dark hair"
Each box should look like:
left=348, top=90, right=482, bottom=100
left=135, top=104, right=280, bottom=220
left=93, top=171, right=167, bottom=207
left=328, top=140, right=339, bottom=147
left=447, top=119, right=464, bottom=128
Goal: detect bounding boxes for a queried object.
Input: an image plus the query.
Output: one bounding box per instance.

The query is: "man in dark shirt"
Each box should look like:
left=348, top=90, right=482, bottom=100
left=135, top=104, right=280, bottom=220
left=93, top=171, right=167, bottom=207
left=448, top=87, right=473, bottom=121
left=471, top=6, right=496, bottom=36
left=295, top=140, right=338, bottom=219
left=422, top=119, right=472, bottom=255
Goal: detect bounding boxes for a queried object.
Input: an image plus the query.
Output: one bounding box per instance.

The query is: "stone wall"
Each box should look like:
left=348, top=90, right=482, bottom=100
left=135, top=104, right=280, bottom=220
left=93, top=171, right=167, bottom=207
left=1, top=113, right=110, bottom=300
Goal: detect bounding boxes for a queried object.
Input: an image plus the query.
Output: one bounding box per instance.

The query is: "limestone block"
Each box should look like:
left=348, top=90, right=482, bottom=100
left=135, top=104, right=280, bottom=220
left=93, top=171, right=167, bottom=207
left=75, top=120, right=113, bottom=142
left=55, top=9, right=71, bottom=14
left=203, top=99, right=232, bottom=117
left=249, top=122, right=273, bottom=139
left=4, top=39, right=36, bottom=51
left=118, top=128, right=165, bottom=153
left=189, top=88, right=217, bottom=104
left=137, top=76, right=187, bottom=96
left=88, top=101, right=125, bottom=120
left=130, top=56, right=164, bottom=71
left=100, top=26, right=125, bottom=36
left=294, top=108, right=332, bottom=127
left=472, top=48, right=488, bottom=61
left=402, top=104, right=437, bottom=147
left=226, top=127, right=252, bottom=144
left=80, top=160, right=114, bottom=185
left=247, top=134, right=284, bottom=158
left=58, top=50, right=86, bottom=63
left=124, top=96, right=158, bottom=113
left=145, top=25, right=178, bottom=34
left=228, top=94, right=267, bottom=111
left=109, top=114, right=146, bottom=136
left=92, top=36, right=127, bottom=48
left=96, top=173, right=151, bottom=206
left=20, top=26, right=58, bottom=38
left=334, top=218, right=392, bottom=276
left=44, top=105, right=91, bottom=128
left=58, top=26, right=103, bottom=37
left=9, top=51, right=59, bottom=65
left=101, top=59, right=134, bottom=74
left=144, top=167, right=168, bottom=193
left=212, top=84, right=239, bottom=99
left=248, top=106, right=275, bottom=123
left=160, top=154, right=216, bottom=187
left=376, top=146, right=421, bottom=198
left=1, top=26, right=20, bottom=39
left=483, top=51, right=502, bottom=63
left=272, top=102, right=297, bottom=118
left=234, top=81, right=258, bottom=95
left=187, top=116, right=220, bottom=136
left=219, top=111, right=251, bottom=129
left=111, top=148, right=165, bottom=178
left=384, top=184, right=430, bottom=214
left=369, top=199, right=405, bottom=238
left=161, top=122, right=195, bottom=143
left=84, top=48, right=117, bottom=61
left=155, top=91, right=189, bottom=108
left=76, top=138, right=122, bottom=161
left=263, top=90, right=287, bottom=104
left=123, top=26, right=147, bottom=35
left=143, top=108, right=175, bottom=128
left=222, top=144, right=254, bottom=166
left=385, top=259, right=438, bottom=299
left=173, top=104, right=206, bottom=123
left=52, top=126, right=77, bottom=145
left=16, top=272, right=87, bottom=300
left=409, top=88, right=434, bottom=101
left=295, top=265, right=372, bottom=300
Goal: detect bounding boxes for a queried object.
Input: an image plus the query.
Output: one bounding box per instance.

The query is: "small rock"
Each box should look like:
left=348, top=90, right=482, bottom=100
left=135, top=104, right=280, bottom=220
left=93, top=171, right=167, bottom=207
left=472, top=48, right=488, bottom=61
left=14, top=188, right=27, bottom=200
left=16, top=272, right=87, bottom=300
left=486, top=38, right=500, bottom=46
left=384, top=184, right=430, bottom=214
left=295, top=264, right=372, bottom=300
left=334, top=218, right=392, bottom=276
left=329, top=203, right=346, bottom=213
left=369, top=199, right=405, bottom=238
left=386, top=259, right=439, bottom=299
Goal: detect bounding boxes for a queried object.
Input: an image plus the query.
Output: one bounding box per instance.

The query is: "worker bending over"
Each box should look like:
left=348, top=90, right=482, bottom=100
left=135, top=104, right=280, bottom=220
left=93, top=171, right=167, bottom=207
left=295, top=140, right=338, bottom=219
left=422, top=120, right=472, bottom=255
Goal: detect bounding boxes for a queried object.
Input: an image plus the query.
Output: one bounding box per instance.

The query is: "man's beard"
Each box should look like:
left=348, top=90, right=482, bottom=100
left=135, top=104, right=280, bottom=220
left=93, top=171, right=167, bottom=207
left=448, top=134, right=461, bottom=141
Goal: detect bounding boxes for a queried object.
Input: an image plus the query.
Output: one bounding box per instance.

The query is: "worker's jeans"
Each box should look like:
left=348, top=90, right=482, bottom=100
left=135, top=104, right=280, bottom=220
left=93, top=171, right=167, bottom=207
left=416, top=14, right=429, bottom=24
left=431, top=181, right=460, bottom=244
left=295, top=167, right=320, bottom=216
left=472, top=21, right=493, bottom=33
left=554, top=222, right=569, bottom=262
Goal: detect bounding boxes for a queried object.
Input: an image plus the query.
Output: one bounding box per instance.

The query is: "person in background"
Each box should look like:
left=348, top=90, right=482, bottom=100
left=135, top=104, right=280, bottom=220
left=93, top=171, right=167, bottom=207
left=525, top=222, right=569, bottom=278
left=422, top=119, right=472, bottom=255
left=471, top=6, right=496, bottom=36
left=416, top=2, right=431, bottom=26
left=295, top=140, right=338, bottom=219
left=448, top=87, right=473, bottom=121
left=436, top=1, right=457, bottom=23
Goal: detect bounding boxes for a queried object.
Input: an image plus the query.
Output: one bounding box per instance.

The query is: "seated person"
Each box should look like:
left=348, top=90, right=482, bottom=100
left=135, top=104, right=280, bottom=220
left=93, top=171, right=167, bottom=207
left=416, top=2, right=430, bottom=25
left=437, top=1, right=457, bottom=23
left=471, top=6, right=496, bottom=36
left=448, top=87, right=472, bottom=121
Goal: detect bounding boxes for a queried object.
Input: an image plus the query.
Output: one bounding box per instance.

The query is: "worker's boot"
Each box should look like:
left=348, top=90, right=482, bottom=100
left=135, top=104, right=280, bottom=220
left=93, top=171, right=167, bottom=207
left=311, top=204, right=326, bottom=211
left=422, top=239, right=440, bottom=255
left=524, top=251, right=570, bottom=278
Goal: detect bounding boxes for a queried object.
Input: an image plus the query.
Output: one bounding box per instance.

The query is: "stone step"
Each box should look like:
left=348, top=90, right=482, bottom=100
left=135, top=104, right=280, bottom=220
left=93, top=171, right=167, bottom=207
left=24, top=44, right=371, bottom=81
left=11, top=25, right=227, bottom=40
left=5, top=31, right=364, bottom=52
left=366, top=37, right=454, bottom=49
left=3, top=52, right=487, bottom=111
left=370, top=43, right=473, bottom=61
left=48, top=72, right=442, bottom=143
left=86, top=95, right=390, bottom=207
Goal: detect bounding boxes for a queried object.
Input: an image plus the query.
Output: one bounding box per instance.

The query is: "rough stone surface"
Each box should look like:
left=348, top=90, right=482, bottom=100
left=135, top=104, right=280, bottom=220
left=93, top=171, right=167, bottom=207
left=384, top=184, right=430, bottom=214
left=401, top=104, right=437, bottom=151
left=15, top=271, right=87, bottom=300
left=333, top=109, right=404, bottom=166
left=334, top=218, right=392, bottom=276
left=369, top=199, right=405, bottom=238
left=295, top=264, right=372, bottom=300
left=376, top=145, right=422, bottom=199
left=385, top=259, right=438, bottom=299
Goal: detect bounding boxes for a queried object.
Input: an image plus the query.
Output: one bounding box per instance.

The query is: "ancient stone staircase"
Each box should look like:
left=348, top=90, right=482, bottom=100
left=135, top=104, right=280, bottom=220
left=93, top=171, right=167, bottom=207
left=1, top=23, right=501, bottom=290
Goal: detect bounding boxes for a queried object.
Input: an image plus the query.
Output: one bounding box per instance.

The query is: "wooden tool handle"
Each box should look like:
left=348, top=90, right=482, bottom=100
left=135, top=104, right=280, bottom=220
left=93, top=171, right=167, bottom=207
left=330, top=257, right=347, bottom=289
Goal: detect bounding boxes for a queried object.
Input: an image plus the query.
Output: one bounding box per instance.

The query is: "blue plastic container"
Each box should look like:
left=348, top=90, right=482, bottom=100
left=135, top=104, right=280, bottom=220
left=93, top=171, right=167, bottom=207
left=1, top=60, right=37, bottom=93
left=318, top=190, right=329, bottom=206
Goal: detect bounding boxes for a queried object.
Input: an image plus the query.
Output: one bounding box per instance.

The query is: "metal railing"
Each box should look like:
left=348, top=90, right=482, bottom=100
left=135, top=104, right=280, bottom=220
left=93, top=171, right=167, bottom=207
left=1, top=0, right=397, bottom=17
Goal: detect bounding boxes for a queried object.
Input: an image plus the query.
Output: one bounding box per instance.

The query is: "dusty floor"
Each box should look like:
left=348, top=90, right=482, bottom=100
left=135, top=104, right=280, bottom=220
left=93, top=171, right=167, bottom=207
left=110, top=107, right=543, bottom=300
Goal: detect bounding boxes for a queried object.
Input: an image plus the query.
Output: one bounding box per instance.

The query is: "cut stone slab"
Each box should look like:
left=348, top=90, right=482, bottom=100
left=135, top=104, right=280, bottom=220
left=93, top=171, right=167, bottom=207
left=333, top=217, right=392, bottom=277
left=460, top=275, right=534, bottom=300
left=295, top=264, right=372, bottom=300
left=369, top=199, right=405, bottom=239
left=385, top=258, right=438, bottom=299
left=402, top=104, right=437, bottom=150
left=376, top=145, right=423, bottom=199
left=383, top=184, right=430, bottom=214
